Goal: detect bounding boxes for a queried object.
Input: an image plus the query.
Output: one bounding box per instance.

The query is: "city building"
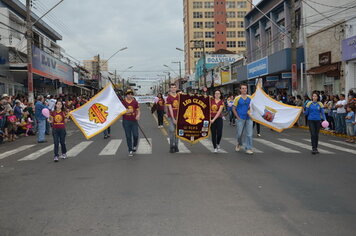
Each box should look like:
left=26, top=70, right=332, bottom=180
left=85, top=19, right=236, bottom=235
left=183, top=0, right=252, bottom=75
left=83, top=55, right=108, bottom=77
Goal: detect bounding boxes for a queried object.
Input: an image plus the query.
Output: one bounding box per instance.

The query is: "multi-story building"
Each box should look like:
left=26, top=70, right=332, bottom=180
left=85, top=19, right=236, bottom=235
left=83, top=56, right=108, bottom=76
left=183, top=0, right=252, bottom=75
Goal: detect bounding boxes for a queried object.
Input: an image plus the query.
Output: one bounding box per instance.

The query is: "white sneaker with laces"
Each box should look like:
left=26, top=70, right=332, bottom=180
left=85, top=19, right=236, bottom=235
left=61, top=153, right=67, bottom=159
left=217, top=144, right=220, bottom=150
left=214, top=148, right=218, bottom=153
left=133, top=146, right=137, bottom=152
left=235, top=145, right=240, bottom=152
left=245, top=150, right=254, bottom=155
left=128, top=151, right=133, bottom=157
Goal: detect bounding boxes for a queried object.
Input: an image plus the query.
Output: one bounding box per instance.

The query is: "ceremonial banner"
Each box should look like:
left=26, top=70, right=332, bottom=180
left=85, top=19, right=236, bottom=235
left=176, top=94, right=211, bottom=143
left=249, top=86, right=302, bottom=132
left=69, top=84, right=127, bottom=139
left=135, top=95, right=156, bottom=103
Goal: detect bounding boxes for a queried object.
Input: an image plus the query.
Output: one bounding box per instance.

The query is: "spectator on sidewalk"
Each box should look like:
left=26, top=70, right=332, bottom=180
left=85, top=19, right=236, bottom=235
left=35, top=95, right=48, bottom=143
left=335, top=94, right=347, bottom=134
left=345, top=105, right=355, bottom=143
left=14, top=100, right=22, bottom=121
left=6, top=109, right=17, bottom=142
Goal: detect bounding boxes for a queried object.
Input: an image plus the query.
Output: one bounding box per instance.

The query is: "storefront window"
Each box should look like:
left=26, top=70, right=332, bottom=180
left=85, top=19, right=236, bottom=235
left=0, top=82, right=5, bottom=95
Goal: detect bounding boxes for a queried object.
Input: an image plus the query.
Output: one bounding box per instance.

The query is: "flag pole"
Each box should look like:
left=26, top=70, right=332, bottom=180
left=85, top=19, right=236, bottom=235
left=107, top=76, right=152, bottom=146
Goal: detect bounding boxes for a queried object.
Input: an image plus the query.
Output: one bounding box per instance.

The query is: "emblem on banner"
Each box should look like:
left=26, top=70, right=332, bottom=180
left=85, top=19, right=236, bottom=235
left=262, top=106, right=277, bottom=122
left=183, top=105, right=205, bottom=125
left=89, top=103, right=108, bottom=124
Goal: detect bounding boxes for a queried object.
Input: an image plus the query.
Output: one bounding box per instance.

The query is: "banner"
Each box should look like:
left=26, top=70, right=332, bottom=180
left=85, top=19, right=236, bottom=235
left=249, top=86, right=302, bottom=132
left=69, top=84, right=127, bottom=139
left=135, top=95, right=156, bottom=103
left=176, top=94, right=211, bottom=144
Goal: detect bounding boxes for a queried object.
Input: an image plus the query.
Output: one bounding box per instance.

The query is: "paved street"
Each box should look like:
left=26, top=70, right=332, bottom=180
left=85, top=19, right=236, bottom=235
left=1, top=106, right=356, bottom=236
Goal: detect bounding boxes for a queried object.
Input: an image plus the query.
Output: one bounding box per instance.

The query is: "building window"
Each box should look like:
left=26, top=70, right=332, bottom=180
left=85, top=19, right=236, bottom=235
left=227, top=21, right=236, bottom=28
left=227, top=31, right=236, bottom=38
left=237, top=1, right=247, bottom=8
left=238, top=41, right=246, bottom=47
left=194, top=51, right=204, bottom=58
left=205, top=41, right=215, bottom=48
left=193, top=2, right=203, bottom=9
left=266, top=28, right=272, bottom=55
left=226, top=11, right=236, bottom=18
left=204, top=12, right=214, bottom=18
left=237, top=31, right=245, bottom=37
left=205, top=32, right=215, bottom=38
left=205, top=22, right=214, bottom=28
left=193, top=22, right=203, bottom=28
left=193, top=12, right=203, bottom=18
left=227, top=41, right=236, bottom=47
left=204, top=1, right=214, bottom=8
left=237, top=21, right=244, bottom=28
left=237, top=11, right=246, bottom=18
left=226, top=1, right=236, bottom=8
left=194, top=32, right=204, bottom=39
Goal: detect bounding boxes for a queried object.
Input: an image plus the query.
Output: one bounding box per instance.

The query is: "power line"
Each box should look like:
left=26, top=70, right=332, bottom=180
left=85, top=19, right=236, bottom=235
left=304, top=0, right=356, bottom=9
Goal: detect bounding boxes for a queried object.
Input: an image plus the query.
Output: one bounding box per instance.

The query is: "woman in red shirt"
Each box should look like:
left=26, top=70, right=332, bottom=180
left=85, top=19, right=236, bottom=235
left=156, top=93, right=165, bottom=128
left=210, top=90, right=224, bottom=153
left=49, top=101, right=68, bottom=162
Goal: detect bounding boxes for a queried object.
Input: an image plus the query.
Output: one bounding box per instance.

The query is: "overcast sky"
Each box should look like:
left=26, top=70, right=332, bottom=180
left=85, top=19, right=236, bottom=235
left=25, top=0, right=261, bottom=79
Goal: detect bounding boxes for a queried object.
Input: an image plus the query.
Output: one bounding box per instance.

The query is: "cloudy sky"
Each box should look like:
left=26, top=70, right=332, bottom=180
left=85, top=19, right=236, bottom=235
left=26, top=0, right=261, bottom=78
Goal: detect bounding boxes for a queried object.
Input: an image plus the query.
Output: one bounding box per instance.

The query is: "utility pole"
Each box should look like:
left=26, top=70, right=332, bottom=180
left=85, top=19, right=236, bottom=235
left=26, top=0, right=34, bottom=103
left=290, top=0, right=298, bottom=95
left=97, top=54, right=101, bottom=89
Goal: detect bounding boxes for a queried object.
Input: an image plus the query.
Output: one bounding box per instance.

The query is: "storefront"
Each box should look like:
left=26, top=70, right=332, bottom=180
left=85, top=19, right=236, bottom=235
left=342, top=35, right=356, bottom=94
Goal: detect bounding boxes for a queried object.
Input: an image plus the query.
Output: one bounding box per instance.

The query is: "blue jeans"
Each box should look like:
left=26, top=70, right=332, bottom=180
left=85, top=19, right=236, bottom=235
left=37, top=119, right=46, bottom=142
left=0, top=116, right=6, bottom=131
left=53, top=128, right=67, bottom=156
left=168, top=117, right=179, bottom=148
left=336, top=113, right=347, bottom=134
left=104, top=126, right=111, bottom=136
left=236, top=118, right=253, bottom=150
left=122, top=119, right=138, bottom=152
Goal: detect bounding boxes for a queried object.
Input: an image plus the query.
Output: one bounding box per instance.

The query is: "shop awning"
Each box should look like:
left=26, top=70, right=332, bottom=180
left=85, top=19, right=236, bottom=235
left=307, top=62, right=340, bottom=75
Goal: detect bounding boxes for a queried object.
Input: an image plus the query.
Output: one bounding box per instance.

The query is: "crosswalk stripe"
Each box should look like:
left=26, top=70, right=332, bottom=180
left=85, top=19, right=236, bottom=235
left=199, top=138, right=227, bottom=153
left=223, top=138, right=263, bottom=153
left=0, top=145, right=35, bottom=160
left=136, top=138, right=152, bottom=154
left=278, top=138, right=334, bottom=154
left=67, top=141, right=93, bottom=157
left=303, top=139, right=356, bottom=155
left=99, top=139, right=122, bottom=156
left=330, top=140, right=356, bottom=148
left=18, top=146, right=54, bottom=161
left=166, top=138, right=191, bottom=153
left=254, top=139, right=300, bottom=153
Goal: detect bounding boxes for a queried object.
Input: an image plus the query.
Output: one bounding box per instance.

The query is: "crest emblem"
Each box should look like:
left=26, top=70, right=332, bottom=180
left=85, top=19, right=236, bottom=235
left=262, top=106, right=277, bottom=122
left=173, top=100, right=179, bottom=108
left=183, top=105, right=205, bottom=125
left=89, top=103, right=108, bottom=124
left=211, top=104, right=218, bottom=112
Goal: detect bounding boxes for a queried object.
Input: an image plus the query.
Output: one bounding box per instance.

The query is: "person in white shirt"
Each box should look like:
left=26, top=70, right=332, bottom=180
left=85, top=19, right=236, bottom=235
left=47, top=95, right=57, bottom=111
left=335, top=94, right=347, bottom=134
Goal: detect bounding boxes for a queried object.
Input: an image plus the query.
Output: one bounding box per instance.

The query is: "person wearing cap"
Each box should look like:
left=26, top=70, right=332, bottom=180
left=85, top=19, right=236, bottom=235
left=122, top=89, right=140, bottom=157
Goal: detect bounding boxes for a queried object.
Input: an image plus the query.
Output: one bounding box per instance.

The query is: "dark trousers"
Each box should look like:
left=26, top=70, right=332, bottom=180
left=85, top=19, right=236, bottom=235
left=253, top=122, right=260, bottom=134
left=123, top=119, right=139, bottom=152
left=229, top=110, right=235, bottom=125
left=104, top=126, right=111, bottom=136
left=308, top=120, right=320, bottom=150
left=45, top=119, right=50, bottom=135
left=211, top=117, right=223, bottom=149
left=53, top=128, right=67, bottom=156
left=157, top=110, right=164, bottom=126
left=327, top=114, right=335, bottom=130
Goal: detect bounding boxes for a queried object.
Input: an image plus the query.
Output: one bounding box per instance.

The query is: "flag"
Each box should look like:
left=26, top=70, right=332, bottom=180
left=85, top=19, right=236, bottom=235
left=249, top=86, right=302, bottom=132
left=69, top=84, right=127, bottom=139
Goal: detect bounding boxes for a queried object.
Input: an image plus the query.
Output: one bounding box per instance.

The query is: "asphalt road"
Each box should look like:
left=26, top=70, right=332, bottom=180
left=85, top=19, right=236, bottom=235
left=1, top=105, right=356, bottom=236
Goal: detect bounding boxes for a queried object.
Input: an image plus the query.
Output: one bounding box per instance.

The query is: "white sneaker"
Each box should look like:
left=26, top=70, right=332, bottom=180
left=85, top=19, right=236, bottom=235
left=132, top=146, right=137, bottom=152
left=60, top=153, right=67, bottom=159
left=257, top=134, right=261, bottom=137
left=245, top=150, right=254, bottom=155
left=235, top=145, right=240, bottom=152
left=214, top=148, right=218, bottom=153
left=217, top=145, right=220, bottom=150
left=128, top=151, right=133, bottom=157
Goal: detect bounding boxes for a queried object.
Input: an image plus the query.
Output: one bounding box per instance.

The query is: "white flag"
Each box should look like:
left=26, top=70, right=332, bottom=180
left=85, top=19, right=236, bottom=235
left=69, top=84, right=127, bottom=139
left=249, top=86, right=302, bottom=132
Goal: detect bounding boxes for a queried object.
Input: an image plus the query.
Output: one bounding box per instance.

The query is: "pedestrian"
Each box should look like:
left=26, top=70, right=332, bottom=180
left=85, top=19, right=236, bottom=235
left=345, top=105, right=355, bottom=143
left=304, top=92, right=326, bottom=154
left=35, top=95, right=48, bottom=143
left=331, top=95, right=339, bottom=132
left=227, top=95, right=235, bottom=126
left=49, top=101, right=68, bottom=162
left=335, top=94, right=347, bottom=134
left=122, top=89, right=140, bottom=157
left=210, top=90, right=224, bottom=153
left=166, top=83, right=179, bottom=153
left=6, top=109, right=17, bottom=142
left=156, top=93, right=165, bottom=128
left=253, top=122, right=261, bottom=137
left=232, top=84, right=254, bottom=155
left=103, top=126, right=111, bottom=139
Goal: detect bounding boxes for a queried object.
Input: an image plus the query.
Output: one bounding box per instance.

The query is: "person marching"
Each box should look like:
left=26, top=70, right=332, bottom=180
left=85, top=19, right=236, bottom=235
left=210, top=90, right=224, bottom=153
left=122, top=89, right=140, bottom=157
left=232, top=84, right=254, bottom=155
left=304, top=92, right=326, bottom=154
left=49, top=101, right=68, bottom=162
left=156, top=93, right=165, bottom=128
left=166, top=83, right=179, bottom=153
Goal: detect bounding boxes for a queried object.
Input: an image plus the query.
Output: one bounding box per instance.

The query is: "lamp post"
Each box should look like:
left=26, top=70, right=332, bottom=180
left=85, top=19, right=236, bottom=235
left=172, top=61, right=182, bottom=90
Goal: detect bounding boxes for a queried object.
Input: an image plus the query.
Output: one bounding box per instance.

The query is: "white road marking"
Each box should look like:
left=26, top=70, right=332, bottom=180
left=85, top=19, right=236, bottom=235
left=303, top=139, right=356, bottom=155
left=99, top=139, right=122, bottom=156
left=67, top=141, right=93, bottom=157
left=18, top=146, right=54, bottom=161
left=254, top=139, right=300, bottom=153
left=199, top=138, right=227, bottom=153
left=136, top=138, right=152, bottom=154
left=223, top=138, right=263, bottom=153
left=166, top=138, right=191, bottom=153
left=330, top=140, right=356, bottom=148
left=278, top=138, right=334, bottom=154
left=0, top=145, right=35, bottom=160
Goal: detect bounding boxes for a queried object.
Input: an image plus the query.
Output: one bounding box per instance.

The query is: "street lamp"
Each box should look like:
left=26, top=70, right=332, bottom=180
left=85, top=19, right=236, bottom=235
left=172, top=61, right=182, bottom=90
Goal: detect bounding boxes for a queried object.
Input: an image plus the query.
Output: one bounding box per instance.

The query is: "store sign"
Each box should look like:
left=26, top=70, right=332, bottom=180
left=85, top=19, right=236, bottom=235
left=319, top=51, right=331, bottom=66
left=32, top=46, right=73, bottom=85
left=206, top=54, right=243, bottom=65
left=342, top=35, right=356, bottom=61
left=266, top=76, right=279, bottom=82
left=247, top=57, right=268, bottom=79
left=281, top=73, right=292, bottom=79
